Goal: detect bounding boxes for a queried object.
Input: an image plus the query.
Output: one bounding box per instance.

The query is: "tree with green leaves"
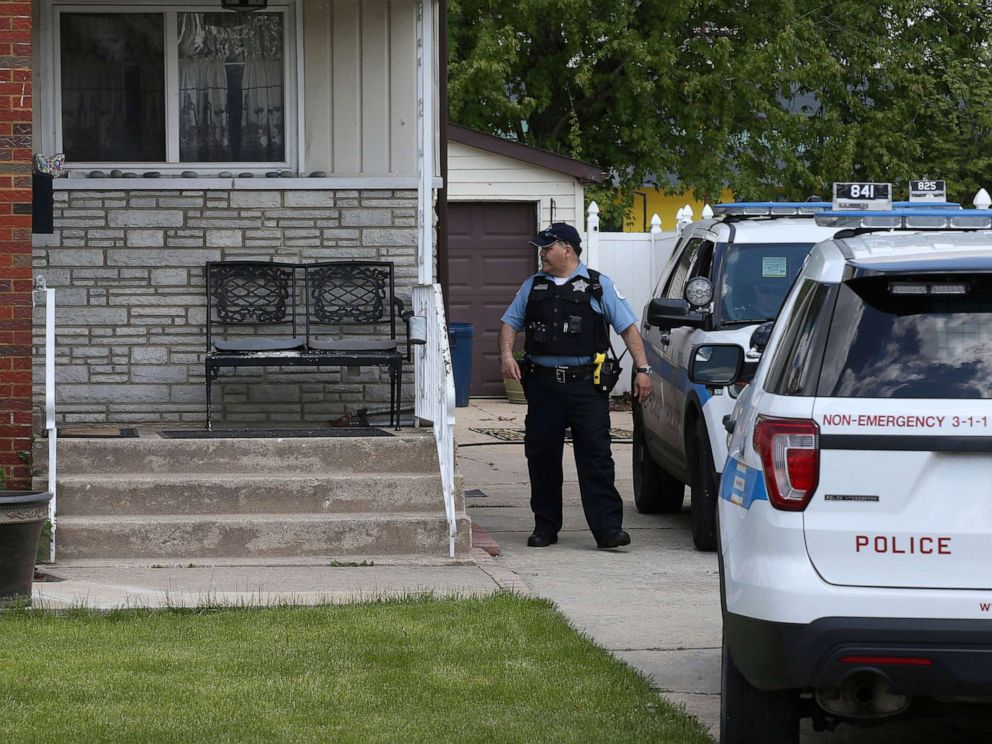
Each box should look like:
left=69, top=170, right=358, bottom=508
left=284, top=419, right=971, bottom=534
left=448, top=0, right=702, bottom=224
left=448, top=1, right=992, bottom=220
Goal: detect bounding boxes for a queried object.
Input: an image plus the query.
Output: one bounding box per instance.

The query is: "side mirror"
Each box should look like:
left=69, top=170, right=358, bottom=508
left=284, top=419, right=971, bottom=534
left=750, top=321, right=775, bottom=354
left=648, top=298, right=688, bottom=324
left=646, top=298, right=708, bottom=330
left=688, top=343, right=744, bottom=386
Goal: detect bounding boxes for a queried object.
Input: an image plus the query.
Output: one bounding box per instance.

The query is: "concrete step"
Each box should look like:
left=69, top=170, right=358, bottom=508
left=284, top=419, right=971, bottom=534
left=43, top=473, right=463, bottom=516
left=34, top=434, right=439, bottom=476
left=55, top=513, right=472, bottom=560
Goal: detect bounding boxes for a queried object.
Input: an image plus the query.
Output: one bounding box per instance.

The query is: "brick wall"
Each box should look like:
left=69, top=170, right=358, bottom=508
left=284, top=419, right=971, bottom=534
left=0, top=2, right=32, bottom=487
left=32, top=187, right=419, bottom=427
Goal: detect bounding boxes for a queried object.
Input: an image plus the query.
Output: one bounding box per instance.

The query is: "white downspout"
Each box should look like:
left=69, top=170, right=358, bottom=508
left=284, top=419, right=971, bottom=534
left=417, top=0, right=436, bottom=285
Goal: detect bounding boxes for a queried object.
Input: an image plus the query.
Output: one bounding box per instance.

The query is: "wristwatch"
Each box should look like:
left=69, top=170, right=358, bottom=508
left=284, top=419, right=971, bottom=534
left=635, top=366, right=652, bottom=375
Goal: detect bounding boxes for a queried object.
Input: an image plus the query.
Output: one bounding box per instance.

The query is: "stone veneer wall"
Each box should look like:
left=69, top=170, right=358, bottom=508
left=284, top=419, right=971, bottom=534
left=31, top=188, right=418, bottom=427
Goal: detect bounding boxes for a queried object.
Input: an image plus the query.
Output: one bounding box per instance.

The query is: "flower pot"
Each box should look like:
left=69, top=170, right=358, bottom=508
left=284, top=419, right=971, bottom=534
left=503, top=377, right=527, bottom=405
left=0, top=491, right=52, bottom=607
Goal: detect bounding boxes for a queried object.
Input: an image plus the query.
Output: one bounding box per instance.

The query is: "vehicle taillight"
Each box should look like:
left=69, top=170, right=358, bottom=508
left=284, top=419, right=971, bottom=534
left=753, top=416, right=820, bottom=510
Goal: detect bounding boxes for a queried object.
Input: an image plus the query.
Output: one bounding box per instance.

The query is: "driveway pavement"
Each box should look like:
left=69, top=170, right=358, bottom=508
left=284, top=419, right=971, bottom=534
left=457, top=398, right=992, bottom=743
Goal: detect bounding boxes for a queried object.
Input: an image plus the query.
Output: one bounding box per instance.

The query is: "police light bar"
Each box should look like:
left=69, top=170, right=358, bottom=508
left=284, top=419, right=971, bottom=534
left=893, top=201, right=960, bottom=209
left=833, top=182, right=892, bottom=211
left=713, top=202, right=831, bottom=217
left=814, top=208, right=992, bottom=230
left=889, top=281, right=969, bottom=296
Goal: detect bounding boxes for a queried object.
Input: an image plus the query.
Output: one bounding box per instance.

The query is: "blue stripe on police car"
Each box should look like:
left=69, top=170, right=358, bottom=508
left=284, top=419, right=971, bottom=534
left=720, top=457, right=768, bottom=509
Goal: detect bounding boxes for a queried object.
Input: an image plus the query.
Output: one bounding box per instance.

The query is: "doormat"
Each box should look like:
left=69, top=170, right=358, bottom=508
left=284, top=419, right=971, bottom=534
left=470, top=427, right=633, bottom=443
left=159, top=428, right=393, bottom=439
left=52, top=427, right=139, bottom=439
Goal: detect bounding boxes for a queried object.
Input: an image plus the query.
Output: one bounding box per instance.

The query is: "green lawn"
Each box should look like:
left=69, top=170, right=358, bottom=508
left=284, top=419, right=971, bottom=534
left=0, top=594, right=712, bottom=743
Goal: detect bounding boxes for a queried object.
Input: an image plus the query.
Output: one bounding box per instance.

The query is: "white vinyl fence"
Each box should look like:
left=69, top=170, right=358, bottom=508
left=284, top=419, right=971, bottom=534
left=584, top=203, right=680, bottom=395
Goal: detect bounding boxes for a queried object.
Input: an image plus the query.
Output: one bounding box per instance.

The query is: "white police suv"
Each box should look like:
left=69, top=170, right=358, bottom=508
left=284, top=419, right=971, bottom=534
left=635, top=202, right=845, bottom=550
left=692, top=193, right=992, bottom=741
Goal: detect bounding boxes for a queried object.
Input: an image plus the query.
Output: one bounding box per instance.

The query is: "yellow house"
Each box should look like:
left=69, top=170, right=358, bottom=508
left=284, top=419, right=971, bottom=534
left=623, top=186, right=735, bottom=232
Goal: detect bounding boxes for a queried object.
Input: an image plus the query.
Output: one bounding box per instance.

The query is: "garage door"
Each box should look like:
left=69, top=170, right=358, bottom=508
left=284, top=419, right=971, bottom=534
left=448, top=202, right=537, bottom=396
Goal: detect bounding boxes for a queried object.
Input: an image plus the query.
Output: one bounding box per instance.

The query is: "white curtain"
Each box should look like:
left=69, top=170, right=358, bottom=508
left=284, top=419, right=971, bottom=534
left=178, top=12, right=284, bottom=162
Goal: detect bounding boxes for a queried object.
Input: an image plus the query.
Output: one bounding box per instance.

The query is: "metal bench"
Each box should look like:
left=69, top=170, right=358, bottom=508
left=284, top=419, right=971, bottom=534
left=205, top=260, right=411, bottom=430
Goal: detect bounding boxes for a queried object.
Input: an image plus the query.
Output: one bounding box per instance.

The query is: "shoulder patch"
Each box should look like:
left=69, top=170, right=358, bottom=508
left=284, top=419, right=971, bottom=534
left=614, top=285, right=627, bottom=300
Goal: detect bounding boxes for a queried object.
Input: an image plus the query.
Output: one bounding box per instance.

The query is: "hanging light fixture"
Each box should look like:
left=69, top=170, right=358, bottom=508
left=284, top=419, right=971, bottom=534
left=221, top=0, right=268, bottom=11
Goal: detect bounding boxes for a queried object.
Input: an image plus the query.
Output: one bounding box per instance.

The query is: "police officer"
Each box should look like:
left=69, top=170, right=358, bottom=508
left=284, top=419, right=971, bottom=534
left=498, top=223, right=653, bottom=549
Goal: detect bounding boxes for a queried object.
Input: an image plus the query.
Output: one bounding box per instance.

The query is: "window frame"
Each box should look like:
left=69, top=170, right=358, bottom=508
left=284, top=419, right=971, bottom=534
left=43, top=0, right=299, bottom=174
left=763, top=279, right=836, bottom=397
left=663, top=237, right=708, bottom=301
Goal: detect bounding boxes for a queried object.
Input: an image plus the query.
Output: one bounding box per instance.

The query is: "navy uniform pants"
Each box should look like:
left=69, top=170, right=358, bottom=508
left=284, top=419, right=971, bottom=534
left=522, top=373, right=624, bottom=541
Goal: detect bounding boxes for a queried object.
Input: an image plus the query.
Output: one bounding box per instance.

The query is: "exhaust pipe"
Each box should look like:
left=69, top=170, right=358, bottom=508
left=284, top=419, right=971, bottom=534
left=816, top=671, right=911, bottom=718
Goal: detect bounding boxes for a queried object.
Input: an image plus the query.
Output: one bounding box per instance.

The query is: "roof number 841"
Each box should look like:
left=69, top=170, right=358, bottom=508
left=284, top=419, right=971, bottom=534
left=849, top=184, right=877, bottom=198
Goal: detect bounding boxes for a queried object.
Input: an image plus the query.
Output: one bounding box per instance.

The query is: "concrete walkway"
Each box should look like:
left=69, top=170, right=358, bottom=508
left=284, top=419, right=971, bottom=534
left=456, top=398, right=723, bottom=736
left=31, top=558, right=509, bottom=609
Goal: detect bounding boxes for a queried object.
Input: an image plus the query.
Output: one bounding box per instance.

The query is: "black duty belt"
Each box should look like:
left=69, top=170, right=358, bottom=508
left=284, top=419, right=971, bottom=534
left=527, top=364, right=595, bottom=383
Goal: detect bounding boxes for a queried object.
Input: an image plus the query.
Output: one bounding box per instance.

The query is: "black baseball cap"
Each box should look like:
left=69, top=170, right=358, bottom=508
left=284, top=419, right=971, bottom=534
left=530, top=222, right=582, bottom=253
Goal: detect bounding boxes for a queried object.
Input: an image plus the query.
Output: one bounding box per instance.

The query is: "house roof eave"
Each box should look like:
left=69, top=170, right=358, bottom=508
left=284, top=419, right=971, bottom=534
left=447, top=123, right=605, bottom=184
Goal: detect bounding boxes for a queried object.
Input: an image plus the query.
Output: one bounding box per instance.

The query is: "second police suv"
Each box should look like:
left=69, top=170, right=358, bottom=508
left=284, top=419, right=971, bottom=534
left=635, top=198, right=846, bottom=549
left=687, top=182, right=992, bottom=742
left=636, top=184, right=961, bottom=551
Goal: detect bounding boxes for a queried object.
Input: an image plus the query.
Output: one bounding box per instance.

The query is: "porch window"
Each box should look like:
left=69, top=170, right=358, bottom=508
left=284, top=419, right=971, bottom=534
left=56, top=6, right=290, bottom=168
left=59, top=13, right=166, bottom=162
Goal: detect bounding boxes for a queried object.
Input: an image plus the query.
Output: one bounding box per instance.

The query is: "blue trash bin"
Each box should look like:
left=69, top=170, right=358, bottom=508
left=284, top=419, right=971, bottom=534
left=448, top=322, right=474, bottom=407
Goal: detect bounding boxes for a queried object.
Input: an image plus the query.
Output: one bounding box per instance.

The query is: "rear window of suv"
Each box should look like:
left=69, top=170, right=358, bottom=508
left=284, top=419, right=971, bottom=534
left=818, top=274, right=992, bottom=399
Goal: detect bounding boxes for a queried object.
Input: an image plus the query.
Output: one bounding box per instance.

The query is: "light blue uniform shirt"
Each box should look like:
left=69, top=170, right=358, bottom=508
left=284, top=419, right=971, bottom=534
left=501, top=262, right=638, bottom=367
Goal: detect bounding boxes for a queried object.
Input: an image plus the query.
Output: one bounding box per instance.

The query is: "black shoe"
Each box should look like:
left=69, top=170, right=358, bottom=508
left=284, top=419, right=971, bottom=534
left=597, top=529, right=631, bottom=550
left=527, top=532, right=558, bottom=548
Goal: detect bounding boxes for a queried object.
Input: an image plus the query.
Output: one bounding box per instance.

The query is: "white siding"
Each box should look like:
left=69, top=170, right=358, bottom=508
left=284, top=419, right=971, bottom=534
left=304, top=0, right=418, bottom=176
left=447, top=141, right=585, bottom=227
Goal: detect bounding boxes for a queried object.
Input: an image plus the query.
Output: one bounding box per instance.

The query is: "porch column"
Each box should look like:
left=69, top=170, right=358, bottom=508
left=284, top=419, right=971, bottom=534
left=0, top=2, right=33, bottom=488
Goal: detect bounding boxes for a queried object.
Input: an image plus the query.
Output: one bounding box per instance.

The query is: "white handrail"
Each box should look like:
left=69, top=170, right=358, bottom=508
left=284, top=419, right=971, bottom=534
left=34, top=277, right=57, bottom=561
left=412, top=284, right=457, bottom=558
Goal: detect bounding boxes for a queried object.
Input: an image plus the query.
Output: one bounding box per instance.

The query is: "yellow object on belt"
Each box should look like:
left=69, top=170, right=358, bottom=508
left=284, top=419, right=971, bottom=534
left=592, top=352, right=606, bottom=385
